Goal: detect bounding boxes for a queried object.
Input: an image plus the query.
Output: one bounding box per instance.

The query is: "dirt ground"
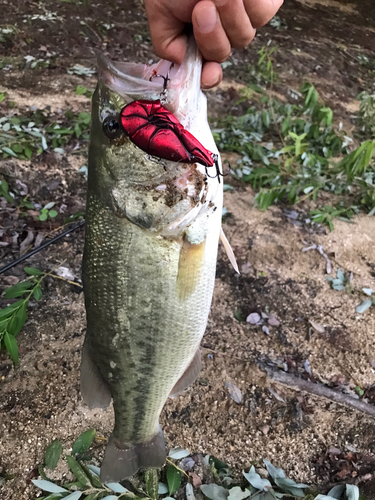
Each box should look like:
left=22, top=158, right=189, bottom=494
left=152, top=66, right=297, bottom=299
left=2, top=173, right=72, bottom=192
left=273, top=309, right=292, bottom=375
left=1, top=0, right=375, bottom=498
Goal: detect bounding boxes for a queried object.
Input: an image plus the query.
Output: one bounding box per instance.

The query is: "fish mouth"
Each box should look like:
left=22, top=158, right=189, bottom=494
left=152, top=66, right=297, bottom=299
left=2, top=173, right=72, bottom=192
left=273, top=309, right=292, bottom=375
left=96, top=38, right=202, bottom=113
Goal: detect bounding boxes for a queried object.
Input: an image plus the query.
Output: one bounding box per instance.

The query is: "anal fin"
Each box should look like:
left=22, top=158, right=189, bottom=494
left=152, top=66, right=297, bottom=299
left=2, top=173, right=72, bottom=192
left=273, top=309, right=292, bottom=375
left=169, top=349, right=201, bottom=398
left=80, top=340, right=112, bottom=409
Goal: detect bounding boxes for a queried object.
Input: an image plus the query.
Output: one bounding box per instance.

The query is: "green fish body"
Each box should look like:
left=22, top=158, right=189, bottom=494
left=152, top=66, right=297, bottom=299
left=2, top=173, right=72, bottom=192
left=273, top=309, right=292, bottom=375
left=81, top=41, right=230, bottom=482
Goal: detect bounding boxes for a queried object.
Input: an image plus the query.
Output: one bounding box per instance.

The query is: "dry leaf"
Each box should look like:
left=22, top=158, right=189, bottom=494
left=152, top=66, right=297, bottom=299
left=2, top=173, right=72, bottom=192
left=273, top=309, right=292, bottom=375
left=309, top=320, right=325, bottom=334
left=189, top=472, right=202, bottom=489
left=225, top=381, right=242, bottom=404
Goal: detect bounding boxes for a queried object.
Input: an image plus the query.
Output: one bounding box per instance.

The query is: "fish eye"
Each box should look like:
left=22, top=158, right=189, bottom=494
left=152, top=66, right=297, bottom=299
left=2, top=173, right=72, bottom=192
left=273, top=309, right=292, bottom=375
left=103, top=115, right=123, bottom=140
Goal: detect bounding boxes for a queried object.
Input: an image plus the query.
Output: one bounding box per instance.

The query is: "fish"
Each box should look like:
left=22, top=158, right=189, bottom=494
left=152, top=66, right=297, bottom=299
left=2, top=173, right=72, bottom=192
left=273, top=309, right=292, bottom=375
left=81, top=38, right=238, bottom=483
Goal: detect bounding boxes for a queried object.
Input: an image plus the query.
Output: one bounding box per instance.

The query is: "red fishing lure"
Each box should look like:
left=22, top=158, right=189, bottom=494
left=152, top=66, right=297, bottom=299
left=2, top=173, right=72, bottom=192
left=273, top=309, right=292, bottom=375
left=119, top=99, right=221, bottom=181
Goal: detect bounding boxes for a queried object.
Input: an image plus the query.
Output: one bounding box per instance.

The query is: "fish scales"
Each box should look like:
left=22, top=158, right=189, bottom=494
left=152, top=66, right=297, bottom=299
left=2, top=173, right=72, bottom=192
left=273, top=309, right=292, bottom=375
left=81, top=39, right=227, bottom=482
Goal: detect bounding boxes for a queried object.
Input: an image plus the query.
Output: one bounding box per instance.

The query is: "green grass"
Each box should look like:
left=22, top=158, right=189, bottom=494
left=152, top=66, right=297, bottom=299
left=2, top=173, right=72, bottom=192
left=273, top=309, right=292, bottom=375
left=213, top=81, right=375, bottom=229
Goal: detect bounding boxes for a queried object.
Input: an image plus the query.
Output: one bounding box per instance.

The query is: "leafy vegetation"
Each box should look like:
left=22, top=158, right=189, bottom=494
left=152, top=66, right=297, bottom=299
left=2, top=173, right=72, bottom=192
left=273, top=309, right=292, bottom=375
left=325, top=268, right=375, bottom=316
left=30, top=430, right=364, bottom=499
left=0, top=94, right=91, bottom=159
left=214, top=57, right=375, bottom=230
left=0, top=266, right=81, bottom=365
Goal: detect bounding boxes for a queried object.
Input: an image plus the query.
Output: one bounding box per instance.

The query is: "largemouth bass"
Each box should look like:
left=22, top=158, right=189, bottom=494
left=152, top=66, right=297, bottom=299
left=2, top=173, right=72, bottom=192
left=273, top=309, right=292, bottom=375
left=81, top=39, right=237, bottom=483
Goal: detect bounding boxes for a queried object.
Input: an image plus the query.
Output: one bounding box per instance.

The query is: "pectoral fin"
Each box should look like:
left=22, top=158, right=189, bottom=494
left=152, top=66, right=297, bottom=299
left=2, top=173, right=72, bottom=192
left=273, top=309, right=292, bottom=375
left=169, top=349, right=202, bottom=398
left=176, top=236, right=206, bottom=300
left=220, top=228, right=239, bottom=273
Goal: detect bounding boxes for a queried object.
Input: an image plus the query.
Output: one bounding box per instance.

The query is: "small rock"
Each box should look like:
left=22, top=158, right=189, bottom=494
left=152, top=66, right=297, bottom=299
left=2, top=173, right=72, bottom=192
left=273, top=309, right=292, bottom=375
left=246, top=312, right=261, bottom=325
left=260, top=425, right=270, bottom=435
left=268, top=314, right=280, bottom=327
left=240, top=262, right=252, bottom=274
left=181, top=457, right=195, bottom=472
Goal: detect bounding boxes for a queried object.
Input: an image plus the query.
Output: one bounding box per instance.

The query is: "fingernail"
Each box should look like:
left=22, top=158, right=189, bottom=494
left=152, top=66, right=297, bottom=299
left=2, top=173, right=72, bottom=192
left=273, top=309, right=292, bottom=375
left=196, top=4, right=218, bottom=33
left=202, top=74, right=221, bottom=89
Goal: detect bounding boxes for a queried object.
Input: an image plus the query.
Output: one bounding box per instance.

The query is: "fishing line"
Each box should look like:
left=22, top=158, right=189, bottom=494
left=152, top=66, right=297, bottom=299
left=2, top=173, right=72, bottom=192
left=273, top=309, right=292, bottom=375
left=0, top=220, right=86, bottom=275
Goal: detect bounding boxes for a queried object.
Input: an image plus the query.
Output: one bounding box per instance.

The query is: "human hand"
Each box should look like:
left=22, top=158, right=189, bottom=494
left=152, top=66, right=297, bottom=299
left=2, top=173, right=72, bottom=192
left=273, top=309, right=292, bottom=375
left=144, top=0, right=283, bottom=89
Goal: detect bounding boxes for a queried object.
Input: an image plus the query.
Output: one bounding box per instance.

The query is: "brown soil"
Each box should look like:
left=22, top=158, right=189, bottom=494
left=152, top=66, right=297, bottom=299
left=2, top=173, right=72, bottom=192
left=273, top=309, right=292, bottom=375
left=1, top=0, right=375, bottom=499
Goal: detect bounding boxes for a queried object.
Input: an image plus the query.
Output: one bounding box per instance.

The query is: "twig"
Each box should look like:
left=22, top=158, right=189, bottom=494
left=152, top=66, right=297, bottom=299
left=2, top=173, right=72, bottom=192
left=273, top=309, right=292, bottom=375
left=202, top=348, right=375, bottom=417
left=259, top=363, right=375, bottom=418
left=166, top=458, right=189, bottom=478
left=50, top=274, right=83, bottom=288
left=302, top=243, right=332, bottom=274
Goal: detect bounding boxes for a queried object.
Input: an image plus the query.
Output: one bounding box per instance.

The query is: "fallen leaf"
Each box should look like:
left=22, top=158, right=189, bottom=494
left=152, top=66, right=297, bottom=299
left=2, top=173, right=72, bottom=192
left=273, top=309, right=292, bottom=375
left=20, top=230, right=34, bottom=254
left=309, top=320, right=325, bottom=333
left=268, top=387, right=285, bottom=403
left=225, top=381, right=242, bottom=404
left=356, top=300, right=372, bottom=314
left=1, top=276, right=20, bottom=285
left=181, top=457, right=195, bottom=471
left=34, top=232, right=45, bottom=248
left=262, top=325, right=270, bottom=335
left=55, top=266, right=75, bottom=280
left=189, top=472, right=202, bottom=489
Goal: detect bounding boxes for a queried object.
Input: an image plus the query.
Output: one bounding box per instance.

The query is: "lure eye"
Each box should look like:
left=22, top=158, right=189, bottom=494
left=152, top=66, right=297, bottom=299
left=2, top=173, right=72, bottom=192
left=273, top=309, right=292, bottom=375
left=103, top=115, right=123, bottom=140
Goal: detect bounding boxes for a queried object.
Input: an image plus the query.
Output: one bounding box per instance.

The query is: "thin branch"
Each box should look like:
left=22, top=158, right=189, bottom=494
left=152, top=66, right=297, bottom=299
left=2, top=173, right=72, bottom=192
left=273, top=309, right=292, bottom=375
left=259, top=363, right=375, bottom=418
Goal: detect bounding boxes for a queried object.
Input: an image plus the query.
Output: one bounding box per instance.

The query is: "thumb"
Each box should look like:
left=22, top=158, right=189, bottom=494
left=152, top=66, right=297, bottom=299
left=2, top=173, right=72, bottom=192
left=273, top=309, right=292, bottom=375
left=144, top=0, right=188, bottom=64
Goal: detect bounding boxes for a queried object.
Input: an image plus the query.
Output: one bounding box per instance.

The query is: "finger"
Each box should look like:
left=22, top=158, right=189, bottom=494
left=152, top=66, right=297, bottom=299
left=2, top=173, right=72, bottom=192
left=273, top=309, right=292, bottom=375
left=201, top=61, right=223, bottom=89
left=144, top=0, right=188, bottom=64
left=213, top=0, right=255, bottom=49
left=192, top=0, right=231, bottom=63
left=244, top=0, right=284, bottom=29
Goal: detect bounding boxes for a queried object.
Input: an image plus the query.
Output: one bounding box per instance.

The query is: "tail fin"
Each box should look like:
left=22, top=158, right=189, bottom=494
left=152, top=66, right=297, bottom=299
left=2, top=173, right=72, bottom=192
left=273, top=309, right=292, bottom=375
left=100, top=427, right=166, bottom=483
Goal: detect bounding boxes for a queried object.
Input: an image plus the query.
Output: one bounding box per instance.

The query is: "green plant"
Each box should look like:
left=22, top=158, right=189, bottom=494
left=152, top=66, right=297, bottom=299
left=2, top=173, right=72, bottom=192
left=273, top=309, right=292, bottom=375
left=326, top=268, right=352, bottom=291
left=38, top=202, right=58, bottom=221
left=0, top=267, right=46, bottom=365
left=76, top=85, right=94, bottom=99
left=0, top=179, right=14, bottom=203
left=356, top=92, right=375, bottom=140
left=310, top=205, right=359, bottom=232
left=31, top=432, right=364, bottom=499
left=0, top=99, right=91, bottom=159
left=214, top=80, right=375, bottom=227
left=0, top=265, right=81, bottom=365
left=235, top=44, right=278, bottom=86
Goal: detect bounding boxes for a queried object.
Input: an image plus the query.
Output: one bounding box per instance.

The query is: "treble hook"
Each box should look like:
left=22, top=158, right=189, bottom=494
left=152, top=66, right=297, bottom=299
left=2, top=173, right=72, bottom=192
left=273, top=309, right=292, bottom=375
left=204, top=154, right=226, bottom=184
left=149, top=63, right=175, bottom=91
